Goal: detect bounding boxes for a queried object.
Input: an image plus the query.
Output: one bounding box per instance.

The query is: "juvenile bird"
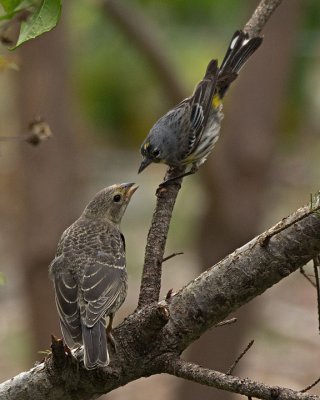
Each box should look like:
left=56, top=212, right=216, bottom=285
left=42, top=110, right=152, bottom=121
left=138, top=30, right=263, bottom=180
left=49, top=183, right=137, bottom=370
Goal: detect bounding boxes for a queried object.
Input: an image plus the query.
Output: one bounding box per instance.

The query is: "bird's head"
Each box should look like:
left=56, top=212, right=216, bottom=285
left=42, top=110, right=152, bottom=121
left=84, top=183, right=138, bottom=225
left=138, top=137, right=163, bottom=174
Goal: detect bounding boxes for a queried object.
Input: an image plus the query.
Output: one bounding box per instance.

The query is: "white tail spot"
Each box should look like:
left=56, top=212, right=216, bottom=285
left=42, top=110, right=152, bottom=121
left=230, top=36, right=239, bottom=49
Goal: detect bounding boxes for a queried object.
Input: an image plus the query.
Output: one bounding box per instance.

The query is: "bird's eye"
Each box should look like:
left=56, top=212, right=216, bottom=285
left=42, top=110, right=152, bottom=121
left=113, top=194, right=122, bottom=203
left=153, top=149, right=160, bottom=158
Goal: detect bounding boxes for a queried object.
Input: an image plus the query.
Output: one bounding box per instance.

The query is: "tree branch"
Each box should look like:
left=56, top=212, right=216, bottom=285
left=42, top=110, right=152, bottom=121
left=138, top=169, right=185, bottom=308
left=2, top=199, right=320, bottom=399
left=244, top=0, right=283, bottom=37
left=163, top=355, right=320, bottom=400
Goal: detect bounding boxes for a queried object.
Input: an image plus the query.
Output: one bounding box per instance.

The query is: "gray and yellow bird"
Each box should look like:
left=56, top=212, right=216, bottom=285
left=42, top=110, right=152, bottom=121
left=138, top=30, right=263, bottom=179
left=49, top=183, right=137, bottom=369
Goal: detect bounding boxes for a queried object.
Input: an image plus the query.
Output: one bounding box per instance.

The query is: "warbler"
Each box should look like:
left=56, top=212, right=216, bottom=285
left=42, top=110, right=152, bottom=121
left=138, top=30, right=263, bottom=179
left=49, top=183, right=138, bottom=370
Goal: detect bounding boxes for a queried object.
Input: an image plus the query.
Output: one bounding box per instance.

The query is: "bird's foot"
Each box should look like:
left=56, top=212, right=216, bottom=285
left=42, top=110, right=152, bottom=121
left=159, top=166, right=197, bottom=188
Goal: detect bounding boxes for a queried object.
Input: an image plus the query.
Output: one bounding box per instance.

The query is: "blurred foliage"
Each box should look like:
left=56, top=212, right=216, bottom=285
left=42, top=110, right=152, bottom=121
left=281, top=0, right=320, bottom=146
left=69, top=0, right=248, bottom=146
left=68, top=0, right=320, bottom=149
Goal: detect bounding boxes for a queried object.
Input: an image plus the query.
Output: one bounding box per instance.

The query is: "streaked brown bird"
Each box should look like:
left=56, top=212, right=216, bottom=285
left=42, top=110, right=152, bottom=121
left=49, top=183, right=138, bottom=369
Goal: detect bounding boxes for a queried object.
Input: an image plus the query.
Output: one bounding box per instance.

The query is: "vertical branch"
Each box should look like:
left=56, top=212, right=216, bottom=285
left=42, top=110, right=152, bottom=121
left=313, top=256, right=320, bottom=333
left=138, top=169, right=185, bottom=308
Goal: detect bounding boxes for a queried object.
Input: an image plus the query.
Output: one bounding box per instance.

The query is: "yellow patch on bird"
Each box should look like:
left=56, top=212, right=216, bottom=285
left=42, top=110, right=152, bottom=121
left=144, top=142, right=150, bottom=150
left=212, top=94, right=221, bottom=109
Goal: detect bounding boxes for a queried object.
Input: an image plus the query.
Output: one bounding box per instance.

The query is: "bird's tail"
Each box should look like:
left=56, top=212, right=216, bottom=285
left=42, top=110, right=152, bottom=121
left=217, top=30, right=263, bottom=98
left=82, top=320, right=109, bottom=370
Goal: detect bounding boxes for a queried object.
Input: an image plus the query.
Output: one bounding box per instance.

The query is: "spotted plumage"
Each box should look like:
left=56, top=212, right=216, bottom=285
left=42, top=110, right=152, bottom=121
left=49, top=183, right=137, bottom=370
left=138, top=30, right=263, bottom=177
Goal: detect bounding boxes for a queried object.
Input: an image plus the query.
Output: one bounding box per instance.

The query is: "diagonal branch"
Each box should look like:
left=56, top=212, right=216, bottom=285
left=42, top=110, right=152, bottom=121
left=138, top=169, right=185, bottom=308
left=1, top=197, right=320, bottom=399
left=244, top=0, right=283, bottom=37
left=157, top=201, right=320, bottom=354
left=162, top=355, right=320, bottom=400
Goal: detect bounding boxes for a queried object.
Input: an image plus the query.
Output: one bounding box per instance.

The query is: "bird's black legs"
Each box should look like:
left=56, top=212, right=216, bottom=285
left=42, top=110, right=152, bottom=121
left=159, top=165, right=198, bottom=187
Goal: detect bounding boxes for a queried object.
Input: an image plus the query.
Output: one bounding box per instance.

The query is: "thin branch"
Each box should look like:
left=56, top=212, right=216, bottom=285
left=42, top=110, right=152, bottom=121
left=162, top=252, right=184, bottom=263
left=300, top=267, right=316, bottom=288
left=162, top=355, right=320, bottom=400
left=227, top=340, right=254, bottom=375
left=301, top=377, right=320, bottom=393
left=0, top=118, right=52, bottom=147
left=215, top=318, right=237, bottom=328
left=259, top=205, right=316, bottom=247
left=244, top=0, right=283, bottom=37
left=313, top=256, right=320, bottom=334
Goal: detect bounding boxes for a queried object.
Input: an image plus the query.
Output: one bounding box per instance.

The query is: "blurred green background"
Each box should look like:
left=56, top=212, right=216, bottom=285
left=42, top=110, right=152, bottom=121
left=0, top=1, right=320, bottom=399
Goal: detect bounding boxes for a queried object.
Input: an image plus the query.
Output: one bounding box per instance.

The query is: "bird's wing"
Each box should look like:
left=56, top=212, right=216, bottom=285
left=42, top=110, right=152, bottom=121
left=50, top=255, right=81, bottom=347
left=81, top=230, right=126, bottom=328
left=178, top=59, right=219, bottom=157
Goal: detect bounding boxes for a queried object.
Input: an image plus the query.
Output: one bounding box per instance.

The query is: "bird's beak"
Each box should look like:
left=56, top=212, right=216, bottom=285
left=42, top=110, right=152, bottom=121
left=120, top=182, right=138, bottom=200
left=138, top=158, right=152, bottom=174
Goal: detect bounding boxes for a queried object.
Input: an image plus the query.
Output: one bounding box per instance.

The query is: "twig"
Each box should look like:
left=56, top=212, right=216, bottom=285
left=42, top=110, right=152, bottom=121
left=313, top=256, right=320, bottom=334
left=300, top=267, right=316, bottom=288
left=259, top=209, right=317, bottom=247
left=244, top=0, right=283, bottom=37
left=0, top=117, right=52, bottom=147
left=162, top=252, right=184, bottom=263
left=163, top=355, right=320, bottom=400
left=301, top=377, right=320, bottom=393
left=227, top=340, right=254, bottom=375
left=165, top=288, right=174, bottom=300
left=215, top=318, right=237, bottom=328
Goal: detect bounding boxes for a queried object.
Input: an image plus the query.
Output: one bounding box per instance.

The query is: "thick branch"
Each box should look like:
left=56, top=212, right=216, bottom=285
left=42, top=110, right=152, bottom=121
left=2, top=200, right=320, bottom=400
left=159, top=202, right=320, bottom=353
left=163, top=356, right=320, bottom=400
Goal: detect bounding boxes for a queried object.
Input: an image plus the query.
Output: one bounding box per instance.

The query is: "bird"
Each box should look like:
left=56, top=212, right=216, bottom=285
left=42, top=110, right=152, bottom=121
left=138, top=30, right=263, bottom=181
left=49, top=183, right=138, bottom=370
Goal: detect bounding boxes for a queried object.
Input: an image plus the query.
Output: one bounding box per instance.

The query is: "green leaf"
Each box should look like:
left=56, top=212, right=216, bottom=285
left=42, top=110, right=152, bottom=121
left=12, top=0, right=62, bottom=49
left=0, top=0, right=23, bottom=13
